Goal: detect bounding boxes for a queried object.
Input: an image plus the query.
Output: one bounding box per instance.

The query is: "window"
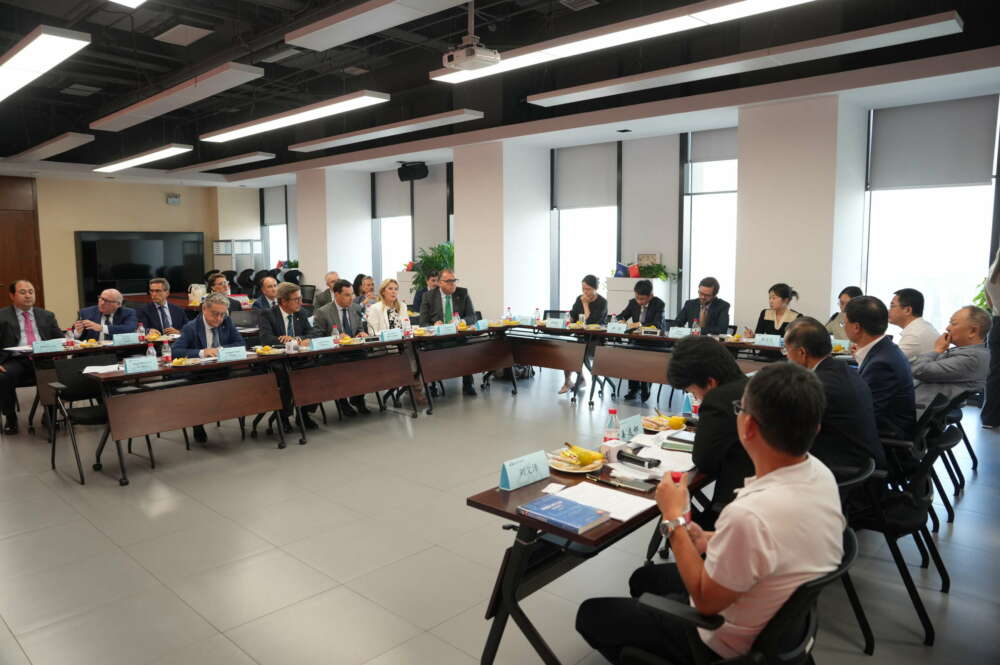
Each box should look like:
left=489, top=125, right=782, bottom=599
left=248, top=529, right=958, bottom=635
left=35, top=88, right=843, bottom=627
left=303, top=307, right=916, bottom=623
left=557, top=206, right=617, bottom=309
left=378, top=215, right=412, bottom=283
left=865, top=185, right=994, bottom=330
left=266, top=224, right=287, bottom=268
left=684, top=159, right=738, bottom=309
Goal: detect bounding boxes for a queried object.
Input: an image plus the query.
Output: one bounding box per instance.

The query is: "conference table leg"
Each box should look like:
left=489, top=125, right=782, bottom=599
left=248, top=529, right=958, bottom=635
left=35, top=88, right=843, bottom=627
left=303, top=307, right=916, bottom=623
left=295, top=406, right=308, bottom=447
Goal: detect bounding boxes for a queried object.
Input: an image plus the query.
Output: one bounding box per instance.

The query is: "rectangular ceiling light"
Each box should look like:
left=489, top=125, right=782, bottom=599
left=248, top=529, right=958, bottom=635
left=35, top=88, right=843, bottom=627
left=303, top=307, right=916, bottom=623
left=168, top=151, right=276, bottom=173
left=429, top=0, right=823, bottom=83
left=93, top=143, right=193, bottom=173
left=0, top=25, right=90, bottom=103
left=200, top=90, right=390, bottom=143
left=287, top=0, right=468, bottom=51
left=527, top=12, right=963, bottom=107
left=289, top=109, right=484, bottom=152
left=109, top=1, right=147, bottom=8
left=90, top=62, right=264, bottom=132
left=8, top=132, right=94, bottom=160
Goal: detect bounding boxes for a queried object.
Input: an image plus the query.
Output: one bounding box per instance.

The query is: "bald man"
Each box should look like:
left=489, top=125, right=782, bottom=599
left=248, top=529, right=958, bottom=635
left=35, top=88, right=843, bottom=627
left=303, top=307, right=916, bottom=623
left=74, top=289, right=137, bottom=342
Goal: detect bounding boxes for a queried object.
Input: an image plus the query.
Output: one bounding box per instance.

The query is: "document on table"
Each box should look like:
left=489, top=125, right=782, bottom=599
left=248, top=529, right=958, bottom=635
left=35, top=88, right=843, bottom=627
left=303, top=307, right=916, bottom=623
left=83, top=365, right=122, bottom=374
left=557, top=482, right=656, bottom=521
left=3, top=346, right=32, bottom=352
left=637, top=446, right=694, bottom=473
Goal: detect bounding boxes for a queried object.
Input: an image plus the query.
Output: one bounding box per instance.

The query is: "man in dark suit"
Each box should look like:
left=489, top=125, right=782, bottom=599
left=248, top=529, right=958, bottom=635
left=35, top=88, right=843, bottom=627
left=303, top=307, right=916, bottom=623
left=0, top=280, right=62, bottom=434
left=784, top=317, right=886, bottom=469
left=74, top=289, right=137, bottom=342
left=252, top=276, right=279, bottom=312
left=845, top=296, right=916, bottom=440
left=674, top=276, right=730, bottom=335
left=666, top=335, right=750, bottom=529
left=207, top=272, right=242, bottom=312
left=311, top=271, right=340, bottom=310
left=411, top=271, right=439, bottom=314
left=136, top=278, right=186, bottom=335
left=259, top=282, right=319, bottom=430
left=309, top=279, right=370, bottom=415
left=419, top=268, right=478, bottom=396
left=617, top=279, right=666, bottom=401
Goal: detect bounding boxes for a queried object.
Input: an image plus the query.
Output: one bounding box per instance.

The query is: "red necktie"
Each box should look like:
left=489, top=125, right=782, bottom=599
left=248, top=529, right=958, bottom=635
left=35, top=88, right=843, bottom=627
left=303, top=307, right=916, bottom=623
left=23, top=311, right=37, bottom=345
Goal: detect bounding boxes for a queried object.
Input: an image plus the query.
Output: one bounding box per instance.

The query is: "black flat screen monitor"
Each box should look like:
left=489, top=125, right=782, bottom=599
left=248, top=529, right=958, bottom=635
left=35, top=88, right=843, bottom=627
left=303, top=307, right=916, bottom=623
left=75, top=231, right=204, bottom=308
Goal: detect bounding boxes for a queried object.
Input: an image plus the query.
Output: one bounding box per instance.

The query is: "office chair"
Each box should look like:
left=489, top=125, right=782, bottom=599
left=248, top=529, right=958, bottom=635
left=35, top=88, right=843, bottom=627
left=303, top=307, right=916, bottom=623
left=236, top=268, right=254, bottom=294
left=49, top=354, right=119, bottom=485
left=230, top=309, right=261, bottom=329
left=299, top=284, right=316, bottom=303
left=284, top=269, right=303, bottom=285
left=222, top=270, right=238, bottom=291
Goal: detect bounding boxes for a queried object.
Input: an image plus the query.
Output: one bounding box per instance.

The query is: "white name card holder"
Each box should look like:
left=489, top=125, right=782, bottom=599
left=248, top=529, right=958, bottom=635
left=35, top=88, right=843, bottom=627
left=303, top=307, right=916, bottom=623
left=379, top=328, right=404, bottom=342
left=545, top=318, right=566, bottom=329
left=606, top=321, right=628, bottom=335
left=218, top=346, right=248, bottom=362
left=499, top=450, right=550, bottom=491
left=32, top=339, right=65, bottom=353
left=112, top=332, right=140, bottom=346
left=754, top=334, right=783, bottom=348
left=124, top=356, right=158, bottom=374
left=436, top=323, right=457, bottom=336
left=517, top=315, right=534, bottom=326
left=475, top=319, right=490, bottom=331
left=667, top=327, right=691, bottom=339
left=619, top=415, right=643, bottom=442
left=310, top=336, right=335, bottom=351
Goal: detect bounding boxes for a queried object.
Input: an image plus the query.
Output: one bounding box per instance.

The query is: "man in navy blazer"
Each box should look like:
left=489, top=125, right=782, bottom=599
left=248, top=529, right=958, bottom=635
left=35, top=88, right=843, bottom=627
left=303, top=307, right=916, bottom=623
left=173, top=293, right=244, bottom=358
left=845, top=296, right=915, bottom=440
left=74, top=289, right=137, bottom=342
left=673, top=277, right=731, bottom=335
left=252, top=276, right=279, bottom=311
left=136, top=278, right=187, bottom=335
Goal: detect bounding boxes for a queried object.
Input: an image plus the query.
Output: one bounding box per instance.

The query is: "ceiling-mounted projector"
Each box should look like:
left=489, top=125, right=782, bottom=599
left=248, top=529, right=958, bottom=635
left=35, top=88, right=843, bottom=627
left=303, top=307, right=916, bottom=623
left=442, top=34, right=500, bottom=71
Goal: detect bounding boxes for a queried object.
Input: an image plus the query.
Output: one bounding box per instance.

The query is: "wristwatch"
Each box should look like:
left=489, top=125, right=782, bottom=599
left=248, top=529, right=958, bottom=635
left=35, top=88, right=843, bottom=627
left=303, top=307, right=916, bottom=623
left=660, top=515, right=688, bottom=537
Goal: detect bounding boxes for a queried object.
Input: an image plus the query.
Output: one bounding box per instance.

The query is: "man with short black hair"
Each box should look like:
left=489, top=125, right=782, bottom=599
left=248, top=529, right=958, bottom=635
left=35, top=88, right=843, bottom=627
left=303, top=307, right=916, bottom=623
left=260, top=282, right=319, bottom=430
left=911, top=306, right=991, bottom=414
left=618, top=279, right=666, bottom=401
left=419, top=268, right=478, bottom=396
left=411, top=270, right=439, bottom=313
left=310, top=280, right=370, bottom=416
left=844, top=296, right=915, bottom=439
left=136, top=278, right=186, bottom=336
left=577, top=363, right=844, bottom=664
left=888, top=288, right=938, bottom=360
left=784, top=317, right=886, bottom=469
left=674, top=277, right=730, bottom=335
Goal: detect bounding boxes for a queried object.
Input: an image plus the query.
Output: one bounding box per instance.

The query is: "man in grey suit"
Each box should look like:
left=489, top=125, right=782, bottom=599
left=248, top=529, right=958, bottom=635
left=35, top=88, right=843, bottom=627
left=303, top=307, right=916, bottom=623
left=310, top=279, right=369, bottom=415
left=1, top=280, right=63, bottom=434
left=912, top=305, right=991, bottom=414
left=311, top=271, right=340, bottom=310
left=418, top=268, right=478, bottom=396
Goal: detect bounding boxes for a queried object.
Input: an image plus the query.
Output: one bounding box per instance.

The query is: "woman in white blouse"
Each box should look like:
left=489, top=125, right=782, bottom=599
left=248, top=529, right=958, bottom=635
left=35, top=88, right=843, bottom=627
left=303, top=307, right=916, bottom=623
left=366, top=278, right=409, bottom=334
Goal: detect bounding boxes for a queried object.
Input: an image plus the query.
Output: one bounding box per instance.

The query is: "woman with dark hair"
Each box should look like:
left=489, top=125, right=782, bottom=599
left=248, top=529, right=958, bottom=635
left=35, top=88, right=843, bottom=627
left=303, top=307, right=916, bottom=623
left=560, top=275, right=608, bottom=394
left=751, top=283, right=801, bottom=336
left=826, top=286, right=863, bottom=336
left=353, top=275, right=376, bottom=307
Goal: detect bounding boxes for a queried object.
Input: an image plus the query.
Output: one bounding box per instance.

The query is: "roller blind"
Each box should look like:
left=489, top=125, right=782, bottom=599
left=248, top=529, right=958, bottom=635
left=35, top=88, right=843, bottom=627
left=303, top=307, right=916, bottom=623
left=262, top=186, right=286, bottom=225
left=556, top=142, right=617, bottom=209
left=870, top=95, right=999, bottom=190
left=375, top=169, right=411, bottom=218
left=690, top=127, right=738, bottom=162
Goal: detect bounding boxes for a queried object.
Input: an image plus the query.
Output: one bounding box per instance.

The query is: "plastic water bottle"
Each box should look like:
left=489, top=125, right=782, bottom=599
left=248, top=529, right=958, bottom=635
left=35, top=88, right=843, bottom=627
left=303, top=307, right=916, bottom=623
left=137, top=322, right=146, bottom=342
left=670, top=471, right=692, bottom=521
left=64, top=329, right=74, bottom=345
left=452, top=312, right=462, bottom=327
left=533, top=308, right=541, bottom=324
left=603, top=408, right=620, bottom=442
left=691, top=320, right=701, bottom=336
left=401, top=316, right=412, bottom=336
left=161, top=341, right=171, bottom=364
left=145, top=343, right=156, bottom=360
left=504, top=305, right=513, bottom=321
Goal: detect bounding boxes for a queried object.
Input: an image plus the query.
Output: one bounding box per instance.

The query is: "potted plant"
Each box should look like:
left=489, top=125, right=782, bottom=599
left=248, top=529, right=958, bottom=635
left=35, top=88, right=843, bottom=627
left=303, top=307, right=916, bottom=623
left=409, top=242, right=454, bottom=294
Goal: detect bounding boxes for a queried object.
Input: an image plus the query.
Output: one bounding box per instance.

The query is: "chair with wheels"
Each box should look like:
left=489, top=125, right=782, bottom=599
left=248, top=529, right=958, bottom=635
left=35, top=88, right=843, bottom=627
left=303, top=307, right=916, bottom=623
left=235, top=268, right=254, bottom=294
left=299, top=284, right=316, bottom=304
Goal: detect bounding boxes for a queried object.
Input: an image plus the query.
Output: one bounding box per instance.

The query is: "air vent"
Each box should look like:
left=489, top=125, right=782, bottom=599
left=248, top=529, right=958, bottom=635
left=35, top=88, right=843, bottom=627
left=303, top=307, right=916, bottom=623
left=342, top=65, right=370, bottom=76
left=259, top=48, right=301, bottom=63
left=155, top=24, right=213, bottom=46
left=559, top=0, right=598, bottom=10
left=60, top=83, right=101, bottom=97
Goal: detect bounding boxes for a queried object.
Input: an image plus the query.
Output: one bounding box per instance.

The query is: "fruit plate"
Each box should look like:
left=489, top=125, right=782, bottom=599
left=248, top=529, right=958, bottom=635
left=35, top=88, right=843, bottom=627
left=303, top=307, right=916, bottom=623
left=547, top=455, right=604, bottom=474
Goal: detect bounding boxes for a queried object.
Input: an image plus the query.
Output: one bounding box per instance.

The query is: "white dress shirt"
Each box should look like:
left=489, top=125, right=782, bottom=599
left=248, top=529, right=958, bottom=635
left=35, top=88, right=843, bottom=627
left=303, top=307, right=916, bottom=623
left=897, top=317, right=939, bottom=361
left=853, top=334, right=886, bottom=367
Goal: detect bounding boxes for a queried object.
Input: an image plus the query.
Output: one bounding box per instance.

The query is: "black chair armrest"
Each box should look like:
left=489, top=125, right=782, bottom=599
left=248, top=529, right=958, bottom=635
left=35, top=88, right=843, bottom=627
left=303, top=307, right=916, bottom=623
left=831, top=458, right=876, bottom=489
left=870, top=469, right=888, bottom=480
left=637, top=593, right=725, bottom=631
left=879, top=437, right=913, bottom=450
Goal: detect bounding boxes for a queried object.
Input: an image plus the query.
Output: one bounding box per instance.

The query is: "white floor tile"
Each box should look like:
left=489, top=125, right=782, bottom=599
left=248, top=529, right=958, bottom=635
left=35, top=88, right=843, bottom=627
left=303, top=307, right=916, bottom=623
left=148, top=634, right=256, bottom=665
left=364, top=632, right=476, bottom=665
left=0, top=521, right=118, bottom=581
left=224, top=491, right=363, bottom=546
left=0, top=495, right=80, bottom=541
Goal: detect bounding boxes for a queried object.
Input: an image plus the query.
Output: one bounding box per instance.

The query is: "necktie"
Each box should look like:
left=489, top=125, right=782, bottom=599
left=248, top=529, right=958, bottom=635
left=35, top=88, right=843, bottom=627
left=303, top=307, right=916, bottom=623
left=640, top=305, right=647, bottom=325
left=100, top=315, right=110, bottom=341
left=444, top=295, right=453, bottom=322
left=211, top=327, right=220, bottom=348
left=22, top=311, right=36, bottom=345
left=699, top=304, right=708, bottom=328
left=159, top=306, right=169, bottom=331
left=341, top=307, right=352, bottom=336
left=287, top=314, right=294, bottom=337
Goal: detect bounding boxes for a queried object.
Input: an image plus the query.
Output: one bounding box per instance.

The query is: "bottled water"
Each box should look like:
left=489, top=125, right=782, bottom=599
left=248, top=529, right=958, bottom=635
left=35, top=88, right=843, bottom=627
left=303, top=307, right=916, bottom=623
left=145, top=343, right=156, bottom=360
left=161, top=341, right=172, bottom=363
left=137, top=322, right=146, bottom=342
left=603, top=408, right=620, bottom=442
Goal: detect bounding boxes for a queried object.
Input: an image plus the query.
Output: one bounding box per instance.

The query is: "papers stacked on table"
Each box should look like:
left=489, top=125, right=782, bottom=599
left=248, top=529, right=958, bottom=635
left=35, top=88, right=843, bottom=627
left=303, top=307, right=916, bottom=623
left=556, top=482, right=656, bottom=522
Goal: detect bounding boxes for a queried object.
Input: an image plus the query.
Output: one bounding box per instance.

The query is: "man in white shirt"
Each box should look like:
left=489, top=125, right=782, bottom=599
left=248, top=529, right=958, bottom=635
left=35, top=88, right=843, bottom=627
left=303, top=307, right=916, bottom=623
left=889, top=288, right=938, bottom=360
left=577, top=363, right=844, bottom=664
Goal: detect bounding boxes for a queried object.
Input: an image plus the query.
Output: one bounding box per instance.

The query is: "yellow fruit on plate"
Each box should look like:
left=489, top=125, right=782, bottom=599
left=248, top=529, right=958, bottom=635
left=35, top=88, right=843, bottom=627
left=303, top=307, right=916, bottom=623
left=731, top=333, right=742, bottom=340
left=833, top=344, right=845, bottom=352
left=171, top=358, right=185, bottom=366
left=560, top=443, right=604, bottom=466
left=668, top=416, right=686, bottom=430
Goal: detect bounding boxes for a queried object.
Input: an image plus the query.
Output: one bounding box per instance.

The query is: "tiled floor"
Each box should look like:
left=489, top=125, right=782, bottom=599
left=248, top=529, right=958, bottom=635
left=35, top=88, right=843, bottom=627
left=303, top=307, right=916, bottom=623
left=0, top=370, right=997, bottom=665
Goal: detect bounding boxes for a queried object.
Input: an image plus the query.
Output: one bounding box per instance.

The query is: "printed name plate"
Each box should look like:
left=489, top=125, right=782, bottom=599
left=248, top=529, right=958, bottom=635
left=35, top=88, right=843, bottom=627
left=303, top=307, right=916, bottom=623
left=124, top=356, right=158, bottom=374
left=545, top=318, right=565, bottom=329
left=668, top=327, right=691, bottom=339
left=606, top=321, right=628, bottom=335
left=436, top=323, right=457, bottom=336
left=218, top=346, right=248, bottom=362
left=754, top=334, right=783, bottom=348
left=310, top=336, right=335, bottom=351
left=379, top=328, right=404, bottom=342
left=499, top=450, right=550, bottom=491
left=619, top=415, right=643, bottom=442
left=112, top=332, right=140, bottom=346
left=475, top=319, right=490, bottom=331
left=32, top=339, right=65, bottom=353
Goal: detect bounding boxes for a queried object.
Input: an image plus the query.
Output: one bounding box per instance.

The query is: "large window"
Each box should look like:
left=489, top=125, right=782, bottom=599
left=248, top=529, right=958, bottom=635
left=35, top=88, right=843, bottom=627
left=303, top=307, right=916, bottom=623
left=557, top=206, right=617, bottom=310
left=684, top=159, right=738, bottom=308
left=266, top=224, right=287, bottom=268
left=378, top=215, right=412, bottom=283
left=866, top=185, right=994, bottom=331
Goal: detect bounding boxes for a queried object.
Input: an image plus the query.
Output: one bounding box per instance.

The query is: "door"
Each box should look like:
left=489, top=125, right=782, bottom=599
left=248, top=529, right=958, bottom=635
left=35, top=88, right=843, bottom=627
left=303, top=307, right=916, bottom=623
left=0, top=210, right=44, bottom=309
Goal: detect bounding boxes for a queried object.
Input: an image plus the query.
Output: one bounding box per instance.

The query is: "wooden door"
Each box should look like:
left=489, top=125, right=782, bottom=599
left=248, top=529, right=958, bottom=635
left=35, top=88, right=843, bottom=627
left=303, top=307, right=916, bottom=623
left=0, top=176, right=44, bottom=309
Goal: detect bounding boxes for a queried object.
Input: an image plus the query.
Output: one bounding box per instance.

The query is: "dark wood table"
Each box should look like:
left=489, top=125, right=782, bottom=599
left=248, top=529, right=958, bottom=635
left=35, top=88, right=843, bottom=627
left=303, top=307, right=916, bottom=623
left=410, top=330, right=516, bottom=413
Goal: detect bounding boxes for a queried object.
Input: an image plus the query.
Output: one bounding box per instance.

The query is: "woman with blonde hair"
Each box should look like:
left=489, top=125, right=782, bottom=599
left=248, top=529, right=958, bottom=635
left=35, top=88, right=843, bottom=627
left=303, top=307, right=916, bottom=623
left=366, top=278, right=409, bottom=334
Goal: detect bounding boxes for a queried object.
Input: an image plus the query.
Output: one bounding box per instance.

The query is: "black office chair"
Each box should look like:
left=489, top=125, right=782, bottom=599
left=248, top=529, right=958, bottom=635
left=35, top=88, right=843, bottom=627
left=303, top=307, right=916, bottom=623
left=203, top=270, right=218, bottom=282
left=251, top=270, right=271, bottom=297
left=938, top=390, right=978, bottom=492
left=230, top=308, right=261, bottom=328
left=284, top=269, right=303, bottom=285
left=621, top=528, right=859, bottom=665
left=299, top=284, right=316, bottom=304
left=235, top=268, right=254, bottom=294
left=222, top=270, right=238, bottom=291
left=268, top=268, right=281, bottom=278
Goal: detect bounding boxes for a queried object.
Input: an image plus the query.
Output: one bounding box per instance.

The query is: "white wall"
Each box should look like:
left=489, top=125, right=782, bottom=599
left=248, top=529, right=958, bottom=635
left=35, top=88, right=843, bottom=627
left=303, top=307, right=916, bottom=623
left=503, top=144, right=550, bottom=316
left=621, top=135, right=680, bottom=270
left=327, top=170, right=372, bottom=281
left=830, top=101, right=869, bottom=305
left=414, top=163, right=448, bottom=253
left=454, top=142, right=504, bottom=318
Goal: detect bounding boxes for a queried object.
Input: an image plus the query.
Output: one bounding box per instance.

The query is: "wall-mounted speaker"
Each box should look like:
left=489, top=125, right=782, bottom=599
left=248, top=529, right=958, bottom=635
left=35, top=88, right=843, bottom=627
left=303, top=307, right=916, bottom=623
left=397, top=162, right=428, bottom=182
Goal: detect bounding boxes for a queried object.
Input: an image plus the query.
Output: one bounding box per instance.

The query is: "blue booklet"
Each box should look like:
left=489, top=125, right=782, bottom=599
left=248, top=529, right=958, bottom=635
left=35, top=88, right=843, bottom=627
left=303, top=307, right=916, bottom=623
left=517, top=495, right=611, bottom=534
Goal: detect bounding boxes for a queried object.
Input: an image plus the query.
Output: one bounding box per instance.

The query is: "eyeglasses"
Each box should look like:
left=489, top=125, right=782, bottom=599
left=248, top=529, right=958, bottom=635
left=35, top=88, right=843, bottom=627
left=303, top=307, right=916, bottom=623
left=287, top=296, right=303, bottom=302
left=98, top=297, right=120, bottom=304
left=732, top=400, right=750, bottom=417
left=441, top=279, right=457, bottom=284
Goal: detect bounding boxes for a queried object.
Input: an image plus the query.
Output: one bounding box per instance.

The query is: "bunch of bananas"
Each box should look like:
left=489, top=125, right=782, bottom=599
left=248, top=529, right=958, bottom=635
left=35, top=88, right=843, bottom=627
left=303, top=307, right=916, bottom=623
left=560, top=443, right=604, bottom=466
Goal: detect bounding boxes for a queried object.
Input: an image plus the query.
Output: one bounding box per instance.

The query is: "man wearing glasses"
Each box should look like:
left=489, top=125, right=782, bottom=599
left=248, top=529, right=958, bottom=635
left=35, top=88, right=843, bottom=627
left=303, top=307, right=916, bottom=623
left=136, top=278, right=186, bottom=336
left=74, top=289, right=137, bottom=341
left=418, top=268, right=478, bottom=396
left=260, top=282, right=320, bottom=430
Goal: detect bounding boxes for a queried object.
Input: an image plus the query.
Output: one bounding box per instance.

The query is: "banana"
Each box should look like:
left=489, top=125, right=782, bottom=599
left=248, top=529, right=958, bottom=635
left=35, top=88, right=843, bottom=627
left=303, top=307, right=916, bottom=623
left=562, top=443, right=604, bottom=466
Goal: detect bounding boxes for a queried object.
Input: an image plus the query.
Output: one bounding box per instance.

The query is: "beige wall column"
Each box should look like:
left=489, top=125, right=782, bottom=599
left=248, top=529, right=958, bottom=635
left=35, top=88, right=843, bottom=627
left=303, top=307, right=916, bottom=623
left=453, top=142, right=504, bottom=318
left=295, top=169, right=330, bottom=289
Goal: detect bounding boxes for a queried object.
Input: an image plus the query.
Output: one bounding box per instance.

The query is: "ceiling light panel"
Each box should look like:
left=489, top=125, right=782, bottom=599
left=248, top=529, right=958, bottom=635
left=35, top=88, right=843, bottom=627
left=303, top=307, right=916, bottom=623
left=8, top=132, right=94, bottom=160
left=90, top=62, right=263, bottom=132
left=200, top=90, right=390, bottom=143
left=108, top=1, right=147, bottom=8
left=429, top=0, right=826, bottom=83
left=154, top=24, right=214, bottom=47
left=289, top=109, right=483, bottom=152
left=168, top=151, right=276, bottom=173
left=0, top=25, right=90, bottom=103
left=527, top=12, right=963, bottom=107
left=94, top=143, right=192, bottom=173
left=286, top=0, right=468, bottom=51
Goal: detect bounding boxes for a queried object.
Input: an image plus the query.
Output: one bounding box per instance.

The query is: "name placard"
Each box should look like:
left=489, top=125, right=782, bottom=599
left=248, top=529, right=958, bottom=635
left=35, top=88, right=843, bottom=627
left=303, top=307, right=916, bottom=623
left=667, top=326, right=691, bottom=339
left=619, top=415, right=643, bottom=442
left=379, top=328, right=404, bottom=342
left=124, top=356, right=158, bottom=374
left=112, top=332, right=140, bottom=346
left=545, top=318, right=565, bottom=329
left=499, top=450, right=549, bottom=491
left=32, top=339, right=65, bottom=353
left=517, top=315, right=534, bottom=325
left=310, top=336, right=335, bottom=351
left=218, top=346, right=248, bottom=362
left=436, top=323, right=457, bottom=336
left=606, top=321, right=628, bottom=335
left=475, top=319, right=490, bottom=331
left=754, top=334, right=783, bottom=348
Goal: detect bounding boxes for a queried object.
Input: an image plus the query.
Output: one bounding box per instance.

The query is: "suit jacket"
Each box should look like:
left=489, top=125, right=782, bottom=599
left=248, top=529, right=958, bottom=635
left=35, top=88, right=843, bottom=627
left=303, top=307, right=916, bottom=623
left=226, top=296, right=242, bottom=313
left=172, top=314, right=244, bottom=358
left=411, top=287, right=428, bottom=313
left=310, top=301, right=364, bottom=337
left=366, top=300, right=409, bottom=335
left=691, top=375, right=752, bottom=514
left=570, top=294, right=608, bottom=325
left=419, top=287, right=475, bottom=326
left=259, top=306, right=315, bottom=345
left=77, top=305, right=138, bottom=341
left=252, top=296, right=278, bottom=312
left=136, top=302, right=187, bottom=333
left=858, top=336, right=916, bottom=440
left=674, top=298, right=730, bottom=335
left=617, top=296, right=665, bottom=329
left=0, top=306, right=62, bottom=364
left=312, top=288, right=333, bottom=310
left=911, top=344, right=990, bottom=413
left=811, top=356, right=887, bottom=469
